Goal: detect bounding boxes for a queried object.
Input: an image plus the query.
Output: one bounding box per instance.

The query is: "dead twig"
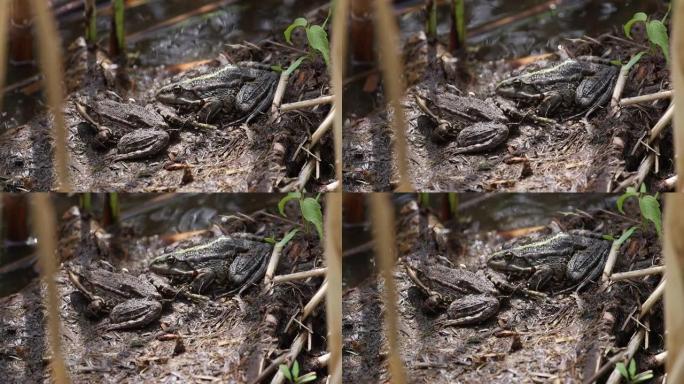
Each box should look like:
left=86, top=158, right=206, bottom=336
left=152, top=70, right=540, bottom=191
left=605, top=329, right=646, bottom=384
left=639, top=278, right=665, bottom=319
left=610, top=66, right=630, bottom=115
left=310, top=107, right=335, bottom=147
left=610, top=266, right=664, bottom=282
left=272, top=268, right=327, bottom=284
left=647, top=103, right=675, bottom=144
left=620, top=90, right=673, bottom=106
left=281, top=95, right=333, bottom=112
left=270, top=331, right=308, bottom=384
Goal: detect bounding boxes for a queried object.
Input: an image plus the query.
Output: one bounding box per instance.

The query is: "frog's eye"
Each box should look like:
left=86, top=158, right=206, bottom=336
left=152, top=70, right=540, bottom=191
left=172, top=85, right=182, bottom=94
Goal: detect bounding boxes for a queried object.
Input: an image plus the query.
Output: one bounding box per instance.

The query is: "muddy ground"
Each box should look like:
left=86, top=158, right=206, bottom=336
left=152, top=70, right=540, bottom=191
left=343, top=26, right=673, bottom=192
left=0, top=5, right=333, bottom=193
left=0, top=203, right=328, bottom=383
left=342, top=197, right=665, bottom=383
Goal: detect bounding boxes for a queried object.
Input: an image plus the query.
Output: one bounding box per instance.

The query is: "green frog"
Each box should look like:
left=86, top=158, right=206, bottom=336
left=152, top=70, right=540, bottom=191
left=155, top=62, right=278, bottom=124
left=405, top=261, right=500, bottom=326
left=148, top=234, right=271, bottom=295
left=486, top=230, right=610, bottom=291
left=416, top=91, right=511, bottom=154
left=496, top=57, right=618, bottom=118
left=67, top=261, right=169, bottom=330
left=74, top=97, right=173, bottom=161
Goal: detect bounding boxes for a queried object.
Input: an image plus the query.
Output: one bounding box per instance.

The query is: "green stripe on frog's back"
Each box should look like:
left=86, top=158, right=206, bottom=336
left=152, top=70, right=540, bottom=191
left=494, top=232, right=576, bottom=258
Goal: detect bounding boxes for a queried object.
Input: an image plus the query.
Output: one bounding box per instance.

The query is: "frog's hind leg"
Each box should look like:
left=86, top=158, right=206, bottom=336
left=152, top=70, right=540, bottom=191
left=107, top=298, right=162, bottom=331
left=438, top=294, right=500, bottom=327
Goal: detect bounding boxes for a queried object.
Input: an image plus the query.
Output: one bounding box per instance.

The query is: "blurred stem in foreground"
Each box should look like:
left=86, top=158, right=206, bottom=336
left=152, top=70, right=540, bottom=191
left=350, top=0, right=374, bottom=64
left=84, top=0, right=97, bottom=47
left=0, top=1, right=9, bottom=109
left=109, top=0, right=125, bottom=59
left=426, top=0, right=437, bottom=41
left=29, top=0, right=71, bottom=191
left=449, top=0, right=466, bottom=53
left=102, top=193, right=119, bottom=227
left=30, top=194, right=70, bottom=384
left=79, top=193, right=92, bottom=216
left=324, top=193, right=342, bottom=384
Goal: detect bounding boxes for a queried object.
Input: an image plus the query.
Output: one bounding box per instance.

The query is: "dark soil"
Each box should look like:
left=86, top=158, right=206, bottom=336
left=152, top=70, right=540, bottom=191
left=343, top=196, right=665, bottom=383
left=343, top=26, right=673, bottom=192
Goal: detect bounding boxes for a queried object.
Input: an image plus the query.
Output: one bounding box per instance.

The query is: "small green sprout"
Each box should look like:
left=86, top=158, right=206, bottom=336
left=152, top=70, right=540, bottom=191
left=622, top=8, right=670, bottom=68
left=279, top=360, right=317, bottom=384
left=616, top=358, right=654, bottom=384
left=278, top=192, right=324, bottom=240
left=281, top=13, right=331, bottom=76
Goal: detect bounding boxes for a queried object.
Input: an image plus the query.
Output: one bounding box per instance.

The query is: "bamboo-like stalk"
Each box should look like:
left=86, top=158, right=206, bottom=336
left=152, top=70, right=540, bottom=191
left=84, top=0, right=97, bottom=46
left=450, top=0, right=466, bottom=52
left=373, top=0, right=413, bottom=192
left=324, top=193, right=342, bottom=384
left=30, top=194, right=70, bottom=384
left=0, top=1, right=9, bottom=109
left=370, top=193, right=407, bottom=384
left=674, top=0, right=684, bottom=192
left=29, top=0, right=70, bottom=191
left=330, top=0, right=348, bottom=191
left=665, top=194, right=684, bottom=381
left=426, top=0, right=437, bottom=40
left=110, top=0, right=125, bottom=58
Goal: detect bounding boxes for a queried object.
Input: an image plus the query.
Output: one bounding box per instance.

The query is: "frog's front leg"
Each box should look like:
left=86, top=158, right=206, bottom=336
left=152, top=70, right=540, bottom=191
left=528, top=262, right=566, bottom=290
left=107, top=298, right=162, bottom=331
left=439, top=294, right=500, bottom=327
left=189, top=269, right=216, bottom=293
left=197, top=99, right=226, bottom=123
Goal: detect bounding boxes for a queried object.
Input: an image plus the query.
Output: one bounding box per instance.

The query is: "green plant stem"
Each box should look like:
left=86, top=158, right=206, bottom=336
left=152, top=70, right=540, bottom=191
left=426, top=0, right=437, bottom=40
left=85, top=0, right=97, bottom=46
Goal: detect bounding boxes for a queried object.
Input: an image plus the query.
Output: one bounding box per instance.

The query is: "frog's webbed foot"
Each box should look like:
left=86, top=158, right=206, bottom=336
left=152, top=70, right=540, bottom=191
left=106, top=298, right=162, bottom=331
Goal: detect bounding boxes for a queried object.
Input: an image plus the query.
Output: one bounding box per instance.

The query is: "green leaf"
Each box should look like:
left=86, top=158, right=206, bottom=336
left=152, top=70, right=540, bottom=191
left=624, top=12, right=648, bottom=39
left=617, top=191, right=639, bottom=214
left=603, top=234, right=615, bottom=241
left=639, top=195, right=662, bottom=238
left=297, top=372, right=318, bottom=383
left=610, top=59, right=623, bottom=66
left=633, top=370, right=654, bottom=383
left=284, top=56, right=307, bottom=77
left=284, top=17, right=308, bottom=44
left=278, top=192, right=302, bottom=216
left=279, top=364, right=293, bottom=382
left=306, top=25, right=330, bottom=67
left=614, top=226, right=637, bottom=247
left=616, top=362, right=629, bottom=380
left=300, top=197, right=324, bottom=239
left=628, top=358, right=637, bottom=378
left=264, top=237, right=277, bottom=244
left=639, top=183, right=647, bottom=193
left=646, top=20, right=670, bottom=64
left=292, top=360, right=300, bottom=379
left=271, top=65, right=284, bottom=72
left=623, top=51, right=646, bottom=71
left=277, top=229, right=299, bottom=248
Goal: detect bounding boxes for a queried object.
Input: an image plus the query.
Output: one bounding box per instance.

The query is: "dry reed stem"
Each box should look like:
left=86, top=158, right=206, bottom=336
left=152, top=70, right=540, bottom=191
left=324, top=193, right=342, bottom=384
left=370, top=193, right=408, bottom=384
left=665, top=194, right=684, bottom=378
left=639, top=278, right=665, bottom=319
left=280, top=95, right=334, bottom=112
left=301, top=280, right=327, bottom=321
left=270, top=331, right=307, bottom=384
left=620, top=90, right=673, bottom=106
left=610, top=66, right=629, bottom=115
left=601, top=239, right=621, bottom=284
left=30, top=194, right=70, bottom=383
left=0, top=1, right=9, bottom=109
left=610, top=266, right=664, bottom=282
left=605, top=329, right=646, bottom=384
left=269, top=71, right=289, bottom=123
left=647, top=103, right=675, bottom=144
left=674, top=0, right=684, bottom=192
left=310, top=107, right=335, bottom=147
left=272, top=267, right=328, bottom=283
left=373, top=0, right=413, bottom=192
left=263, top=240, right=284, bottom=286
left=30, top=0, right=70, bottom=191
left=330, top=0, right=348, bottom=191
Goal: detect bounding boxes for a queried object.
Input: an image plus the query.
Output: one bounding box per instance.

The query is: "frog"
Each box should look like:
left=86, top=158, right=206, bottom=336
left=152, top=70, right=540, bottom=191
left=155, top=62, right=279, bottom=125
left=148, top=233, right=272, bottom=295
left=486, top=230, right=611, bottom=292
left=74, top=96, right=174, bottom=161
left=496, top=56, right=618, bottom=118
left=67, top=261, right=169, bottom=330
left=415, top=90, right=511, bottom=154
left=405, top=260, right=500, bottom=326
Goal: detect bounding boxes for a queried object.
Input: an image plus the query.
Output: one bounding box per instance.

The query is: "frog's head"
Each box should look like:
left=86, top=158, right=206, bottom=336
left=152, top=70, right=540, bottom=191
left=155, top=83, right=201, bottom=107
left=486, top=249, right=531, bottom=273
left=148, top=253, right=196, bottom=280
left=495, top=77, right=539, bottom=100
